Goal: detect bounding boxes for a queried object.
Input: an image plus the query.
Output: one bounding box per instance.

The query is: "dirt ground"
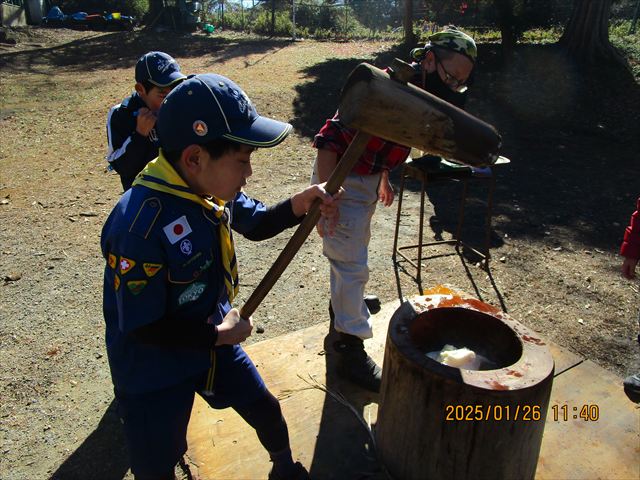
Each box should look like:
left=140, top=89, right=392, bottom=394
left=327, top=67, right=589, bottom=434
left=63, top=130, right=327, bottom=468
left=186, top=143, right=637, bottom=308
left=0, top=27, right=638, bottom=480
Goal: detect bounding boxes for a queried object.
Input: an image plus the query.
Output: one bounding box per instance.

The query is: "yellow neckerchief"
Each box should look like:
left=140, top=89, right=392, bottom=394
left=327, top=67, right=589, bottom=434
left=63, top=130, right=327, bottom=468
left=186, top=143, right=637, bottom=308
left=133, top=151, right=239, bottom=302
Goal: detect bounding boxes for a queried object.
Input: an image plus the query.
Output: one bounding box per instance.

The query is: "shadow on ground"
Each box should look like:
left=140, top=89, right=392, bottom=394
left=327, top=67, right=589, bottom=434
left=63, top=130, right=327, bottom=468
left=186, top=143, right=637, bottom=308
left=292, top=41, right=640, bottom=255
left=2, top=30, right=636, bottom=250
left=309, top=327, right=385, bottom=480
left=0, top=30, right=291, bottom=75
left=50, top=399, right=129, bottom=480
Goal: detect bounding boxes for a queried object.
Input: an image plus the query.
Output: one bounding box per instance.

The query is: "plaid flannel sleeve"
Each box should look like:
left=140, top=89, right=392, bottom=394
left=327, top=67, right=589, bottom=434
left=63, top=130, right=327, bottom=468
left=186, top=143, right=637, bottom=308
left=312, top=116, right=355, bottom=156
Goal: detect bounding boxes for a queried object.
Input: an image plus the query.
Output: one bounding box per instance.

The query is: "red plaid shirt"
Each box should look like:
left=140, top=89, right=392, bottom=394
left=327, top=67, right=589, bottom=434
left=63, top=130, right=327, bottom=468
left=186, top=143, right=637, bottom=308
left=312, top=112, right=411, bottom=175
left=312, top=65, right=433, bottom=175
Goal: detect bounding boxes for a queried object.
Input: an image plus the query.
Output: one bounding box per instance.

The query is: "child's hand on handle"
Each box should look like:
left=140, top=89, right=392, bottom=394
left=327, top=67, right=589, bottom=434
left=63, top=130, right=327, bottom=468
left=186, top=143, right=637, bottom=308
left=135, top=107, right=157, bottom=137
left=215, top=308, right=254, bottom=345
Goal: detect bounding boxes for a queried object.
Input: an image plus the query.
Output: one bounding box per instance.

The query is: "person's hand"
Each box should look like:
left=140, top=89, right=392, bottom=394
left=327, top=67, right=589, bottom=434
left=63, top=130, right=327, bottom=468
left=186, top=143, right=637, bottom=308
left=316, top=209, right=340, bottom=238
left=215, top=308, right=253, bottom=345
left=378, top=171, right=395, bottom=207
left=292, top=184, right=343, bottom=237
left=135, top=107, right=157, bottom=137
left=622, top=257, right=638, bottom=279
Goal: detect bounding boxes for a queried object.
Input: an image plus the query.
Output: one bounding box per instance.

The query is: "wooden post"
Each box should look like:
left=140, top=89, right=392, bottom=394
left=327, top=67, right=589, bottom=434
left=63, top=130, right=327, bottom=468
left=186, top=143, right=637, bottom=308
left=376, top=296, right=554, bottom=480
left=403, top=0, right=415, bottom=45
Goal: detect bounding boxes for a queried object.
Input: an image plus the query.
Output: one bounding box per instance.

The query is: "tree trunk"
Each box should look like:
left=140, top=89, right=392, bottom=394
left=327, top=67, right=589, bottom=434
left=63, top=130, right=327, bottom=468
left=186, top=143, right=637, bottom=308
left=147, top=0, right=165, bottom=28
left=630, top=0, right=639, bottom=34
left=403, top=0, right=415, bottom=45
left=494, top=0, right=516, bottom=59
left=559, top=0, right=625, bottom=65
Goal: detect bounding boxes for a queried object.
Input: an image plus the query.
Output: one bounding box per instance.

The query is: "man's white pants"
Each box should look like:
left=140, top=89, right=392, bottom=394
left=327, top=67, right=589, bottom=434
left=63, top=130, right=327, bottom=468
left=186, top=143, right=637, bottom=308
left=313, top=166, right=380, bottom=339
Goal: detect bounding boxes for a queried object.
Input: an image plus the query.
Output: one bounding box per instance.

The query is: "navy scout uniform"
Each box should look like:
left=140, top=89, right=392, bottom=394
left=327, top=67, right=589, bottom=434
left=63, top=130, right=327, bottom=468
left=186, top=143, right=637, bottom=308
left=102, top=153, right=301, bottom=400
left=101, top=154, right=302, bottom=475
left=102, top=72, right=312, bottom=479
left=106, top=50, right=186, bottom=192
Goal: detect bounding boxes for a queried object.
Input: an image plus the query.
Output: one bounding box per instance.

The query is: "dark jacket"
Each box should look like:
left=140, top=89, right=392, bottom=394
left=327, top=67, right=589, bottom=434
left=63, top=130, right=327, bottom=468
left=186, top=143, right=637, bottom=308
left=106, top=92, right=160, bottom=191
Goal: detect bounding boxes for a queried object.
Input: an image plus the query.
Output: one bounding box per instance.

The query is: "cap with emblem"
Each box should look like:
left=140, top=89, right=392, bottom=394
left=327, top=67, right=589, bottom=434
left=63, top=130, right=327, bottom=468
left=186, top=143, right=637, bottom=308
left=135, top=51, right=187, bottom=88
left=410, top=27, right=477, bottom=64
left=156, top=73, right=292, bottom=153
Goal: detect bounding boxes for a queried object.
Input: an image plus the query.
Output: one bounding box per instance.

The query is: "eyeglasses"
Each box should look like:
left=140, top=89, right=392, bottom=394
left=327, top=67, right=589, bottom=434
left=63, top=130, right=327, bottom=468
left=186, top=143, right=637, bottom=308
left=435, top=55, right=468, bottom=93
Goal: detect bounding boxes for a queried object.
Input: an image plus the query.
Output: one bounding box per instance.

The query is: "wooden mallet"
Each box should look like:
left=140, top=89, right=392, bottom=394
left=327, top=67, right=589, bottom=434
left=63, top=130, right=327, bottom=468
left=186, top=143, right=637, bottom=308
left=240, top=61, right=501, bottom=322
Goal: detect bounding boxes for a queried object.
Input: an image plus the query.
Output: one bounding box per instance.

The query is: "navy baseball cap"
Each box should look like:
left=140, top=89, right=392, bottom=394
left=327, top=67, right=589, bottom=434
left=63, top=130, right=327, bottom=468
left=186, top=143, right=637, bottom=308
left=157, top=74, right=292, bottom=152
left=135, top=51, right=186, bottom=87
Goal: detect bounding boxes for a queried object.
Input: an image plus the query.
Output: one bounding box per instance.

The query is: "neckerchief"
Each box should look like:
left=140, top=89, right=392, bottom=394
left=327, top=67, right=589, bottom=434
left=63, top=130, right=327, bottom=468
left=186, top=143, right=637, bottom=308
left=133, top=152, right=238, bottom=396
left=133, top=151, right=239, bottom=302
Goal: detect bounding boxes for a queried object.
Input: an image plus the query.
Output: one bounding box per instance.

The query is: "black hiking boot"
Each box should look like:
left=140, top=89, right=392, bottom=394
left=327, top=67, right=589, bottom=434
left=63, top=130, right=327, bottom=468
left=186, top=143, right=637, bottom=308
left=623, top=373, right=640, bottom=403
left=333, top=333, right=382, bottom=393
left=364, top=294, right=381, bottom=314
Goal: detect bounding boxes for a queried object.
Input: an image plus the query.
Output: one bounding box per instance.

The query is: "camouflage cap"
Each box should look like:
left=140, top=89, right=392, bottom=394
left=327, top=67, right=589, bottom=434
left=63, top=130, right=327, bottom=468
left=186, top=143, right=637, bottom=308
left=410, top=27, right=477, bottom=63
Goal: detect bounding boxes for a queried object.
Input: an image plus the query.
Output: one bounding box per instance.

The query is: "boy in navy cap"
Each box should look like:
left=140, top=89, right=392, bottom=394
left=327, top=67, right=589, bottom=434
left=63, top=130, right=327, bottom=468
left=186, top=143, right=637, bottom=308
left=106, top=51, right=186, bottom=191
left=101, top=73, right=340, bottom=479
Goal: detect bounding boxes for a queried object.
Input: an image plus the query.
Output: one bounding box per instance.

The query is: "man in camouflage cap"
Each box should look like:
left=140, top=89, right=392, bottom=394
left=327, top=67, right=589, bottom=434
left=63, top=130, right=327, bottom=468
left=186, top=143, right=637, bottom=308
left=409, top=26, right=477, bottom=105
left=412, top=26, right=477, bottom=65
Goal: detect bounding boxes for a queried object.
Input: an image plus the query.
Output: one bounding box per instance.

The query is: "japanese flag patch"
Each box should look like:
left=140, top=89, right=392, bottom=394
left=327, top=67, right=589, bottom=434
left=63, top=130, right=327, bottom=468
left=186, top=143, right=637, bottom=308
left=163, top=215, right=192, bottom=244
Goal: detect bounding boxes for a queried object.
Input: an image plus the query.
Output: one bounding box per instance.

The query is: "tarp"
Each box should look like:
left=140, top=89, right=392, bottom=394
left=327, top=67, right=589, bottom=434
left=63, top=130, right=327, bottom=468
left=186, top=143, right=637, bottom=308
left=45, top=6, right=64, bottom=20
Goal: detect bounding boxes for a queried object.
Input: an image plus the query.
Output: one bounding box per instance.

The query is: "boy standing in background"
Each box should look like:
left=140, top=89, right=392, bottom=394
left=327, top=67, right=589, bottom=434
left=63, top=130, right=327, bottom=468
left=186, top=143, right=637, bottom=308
left=106, top=51, right=186, bottom=191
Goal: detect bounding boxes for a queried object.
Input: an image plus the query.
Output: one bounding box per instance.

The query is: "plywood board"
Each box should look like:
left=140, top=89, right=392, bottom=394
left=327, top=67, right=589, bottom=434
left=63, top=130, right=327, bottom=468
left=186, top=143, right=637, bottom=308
left=186, top=301, right=397, bottom=480
left=537, top=359, right=640, bottom=480
left=186, top=300, right=639, bottom=480
left=548, top=342, right=583, bottom=376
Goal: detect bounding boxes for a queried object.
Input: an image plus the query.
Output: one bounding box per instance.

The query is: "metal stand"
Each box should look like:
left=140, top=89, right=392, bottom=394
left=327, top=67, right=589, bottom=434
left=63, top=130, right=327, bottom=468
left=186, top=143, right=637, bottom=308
left=392, top=158, right=508, bottom=286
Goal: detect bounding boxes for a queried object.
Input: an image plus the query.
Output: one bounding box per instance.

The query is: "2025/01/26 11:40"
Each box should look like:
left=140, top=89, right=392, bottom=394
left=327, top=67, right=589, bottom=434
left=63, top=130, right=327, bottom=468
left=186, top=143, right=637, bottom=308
left=551, top=404, right=600, bottom=421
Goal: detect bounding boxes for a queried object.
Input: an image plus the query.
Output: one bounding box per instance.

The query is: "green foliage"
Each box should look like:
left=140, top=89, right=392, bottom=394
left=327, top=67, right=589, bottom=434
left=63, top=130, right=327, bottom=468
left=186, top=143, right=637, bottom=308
left=58, top=0, right=149, bottom=17
left=251, top=9, right=293, bottom=36
left=610, top=20, right=640, bottom=80
left=210, top=1, right=405, bottom=40
left=214, top=5, right=250, bottom=32
left=297, top=2, right=342, bottom=32
left=519, top=26, right=563, bottom=44
left=349, top=0, right=400, bottom=33
left=202, top=0, right=640, bottom=64
left=204, top=3, right=293, bottom=35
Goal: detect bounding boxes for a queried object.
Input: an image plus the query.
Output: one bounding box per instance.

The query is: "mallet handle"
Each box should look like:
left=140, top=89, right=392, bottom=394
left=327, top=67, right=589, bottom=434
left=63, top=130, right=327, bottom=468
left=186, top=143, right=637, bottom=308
left=240, top=131, right=372, bottom=319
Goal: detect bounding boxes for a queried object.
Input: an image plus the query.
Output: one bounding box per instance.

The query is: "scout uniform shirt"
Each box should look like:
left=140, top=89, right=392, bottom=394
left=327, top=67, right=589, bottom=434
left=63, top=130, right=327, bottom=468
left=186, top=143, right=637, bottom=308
left=101, top=153, right=296, bottom=395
